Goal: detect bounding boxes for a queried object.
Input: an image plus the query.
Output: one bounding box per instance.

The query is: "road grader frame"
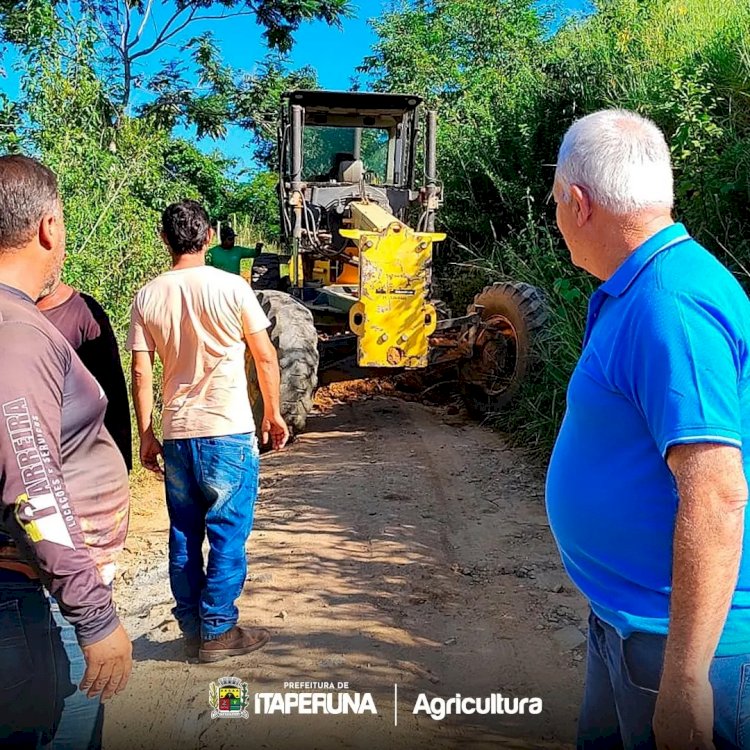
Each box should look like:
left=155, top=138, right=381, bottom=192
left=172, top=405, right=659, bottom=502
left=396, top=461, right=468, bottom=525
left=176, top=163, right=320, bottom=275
left=247, top=89, right=546, bottom=437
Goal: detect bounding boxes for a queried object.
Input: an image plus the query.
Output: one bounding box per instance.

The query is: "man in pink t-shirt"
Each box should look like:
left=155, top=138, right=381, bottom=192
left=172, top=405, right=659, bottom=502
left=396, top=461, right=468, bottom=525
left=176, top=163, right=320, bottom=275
left=127, top=199, right=288, bottom=662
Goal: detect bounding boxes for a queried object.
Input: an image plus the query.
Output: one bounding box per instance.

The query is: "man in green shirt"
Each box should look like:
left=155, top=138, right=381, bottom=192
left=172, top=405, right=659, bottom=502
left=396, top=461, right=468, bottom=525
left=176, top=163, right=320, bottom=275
left=206, top=225, right=261, bottom=275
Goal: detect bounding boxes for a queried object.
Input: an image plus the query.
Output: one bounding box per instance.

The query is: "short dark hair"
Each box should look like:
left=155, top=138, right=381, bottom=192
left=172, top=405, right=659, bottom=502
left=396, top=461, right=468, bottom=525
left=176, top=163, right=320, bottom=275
left=161, top=199, right=211, bottom=255
left=220, top=224, right=235, bottom=241
left=0, top=155, right=59, bottom=252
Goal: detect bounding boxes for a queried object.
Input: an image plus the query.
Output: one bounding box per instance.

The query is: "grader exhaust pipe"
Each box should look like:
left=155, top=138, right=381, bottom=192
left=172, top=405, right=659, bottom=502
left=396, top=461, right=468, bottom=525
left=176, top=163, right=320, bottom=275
left=425, top=109, right=438, bottom=232
left=290, top=103, right=304, bottom=285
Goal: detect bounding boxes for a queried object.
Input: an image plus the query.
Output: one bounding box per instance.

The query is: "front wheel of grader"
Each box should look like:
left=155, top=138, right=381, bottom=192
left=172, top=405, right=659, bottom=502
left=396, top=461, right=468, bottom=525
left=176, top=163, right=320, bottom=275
left=246, top=290, right=320, bottom=449
left=459, top=282, right=547, bottom=419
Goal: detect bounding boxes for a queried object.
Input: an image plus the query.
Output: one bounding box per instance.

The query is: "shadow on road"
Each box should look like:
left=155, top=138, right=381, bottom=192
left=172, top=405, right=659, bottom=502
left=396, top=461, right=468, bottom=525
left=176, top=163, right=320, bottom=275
left=109, top=397, right=583, bottom=750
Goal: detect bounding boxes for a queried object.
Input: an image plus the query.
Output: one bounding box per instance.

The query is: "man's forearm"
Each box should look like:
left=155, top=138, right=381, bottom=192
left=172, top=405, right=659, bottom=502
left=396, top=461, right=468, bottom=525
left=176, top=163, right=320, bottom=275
left=664, top=478, right=746, bottom=680
left=256, top=355, right=282, bottom=416
left=131, top=361, right=155, bottom=436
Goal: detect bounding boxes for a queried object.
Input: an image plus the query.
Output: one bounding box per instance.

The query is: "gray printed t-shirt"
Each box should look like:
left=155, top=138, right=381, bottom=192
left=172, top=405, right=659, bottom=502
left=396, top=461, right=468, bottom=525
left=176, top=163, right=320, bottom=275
left=0, top=282, right=129, bottom=645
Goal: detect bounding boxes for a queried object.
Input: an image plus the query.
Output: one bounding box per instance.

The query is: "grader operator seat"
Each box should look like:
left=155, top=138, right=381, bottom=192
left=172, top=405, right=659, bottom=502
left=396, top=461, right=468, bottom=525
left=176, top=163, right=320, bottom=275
left=338, top=158, right=364, bottom=183
left=316, top=152, right=356, bottom=182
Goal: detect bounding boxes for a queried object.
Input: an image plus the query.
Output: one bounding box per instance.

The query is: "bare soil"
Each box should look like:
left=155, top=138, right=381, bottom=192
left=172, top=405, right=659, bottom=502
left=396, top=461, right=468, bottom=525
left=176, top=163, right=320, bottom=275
left=106, top=391, right=586, bottom=750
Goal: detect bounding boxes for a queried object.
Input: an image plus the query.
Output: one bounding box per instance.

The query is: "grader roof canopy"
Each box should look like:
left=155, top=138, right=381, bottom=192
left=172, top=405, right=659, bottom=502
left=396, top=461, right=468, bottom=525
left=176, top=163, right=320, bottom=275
left=285, top=90, right=423, bottom=121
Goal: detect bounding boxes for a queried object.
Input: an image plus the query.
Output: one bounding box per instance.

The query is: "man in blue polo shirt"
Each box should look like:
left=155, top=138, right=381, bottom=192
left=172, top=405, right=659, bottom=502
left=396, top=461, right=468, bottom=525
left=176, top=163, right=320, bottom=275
left=547, top=109, right=750, bottom=750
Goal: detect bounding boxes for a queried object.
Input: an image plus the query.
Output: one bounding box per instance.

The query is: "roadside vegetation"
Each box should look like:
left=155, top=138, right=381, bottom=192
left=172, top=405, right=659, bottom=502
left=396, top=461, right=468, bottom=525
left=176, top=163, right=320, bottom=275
left=362, top=0, right=750, bottom=453
left=1, top=0, right=748, bottom=454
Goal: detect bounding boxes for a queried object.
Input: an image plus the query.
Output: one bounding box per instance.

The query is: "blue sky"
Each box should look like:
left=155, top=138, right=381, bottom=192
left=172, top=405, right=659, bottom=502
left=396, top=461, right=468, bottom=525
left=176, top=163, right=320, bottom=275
left=0, top=0, right=592, bottom=172
left=182, top=0, right=389, bottom=171
left=178, top=0, right=591, bottom=170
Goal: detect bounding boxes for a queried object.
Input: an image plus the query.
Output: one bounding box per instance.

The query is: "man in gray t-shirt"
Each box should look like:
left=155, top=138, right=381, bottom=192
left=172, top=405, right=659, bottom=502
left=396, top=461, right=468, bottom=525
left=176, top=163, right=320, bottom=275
left=0, top=155, right=132, bottom=746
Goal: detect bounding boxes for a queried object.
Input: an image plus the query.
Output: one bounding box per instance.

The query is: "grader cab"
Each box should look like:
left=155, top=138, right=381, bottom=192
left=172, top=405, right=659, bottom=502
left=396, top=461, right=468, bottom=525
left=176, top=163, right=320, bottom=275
left=247, top=90, right=547, bottom=438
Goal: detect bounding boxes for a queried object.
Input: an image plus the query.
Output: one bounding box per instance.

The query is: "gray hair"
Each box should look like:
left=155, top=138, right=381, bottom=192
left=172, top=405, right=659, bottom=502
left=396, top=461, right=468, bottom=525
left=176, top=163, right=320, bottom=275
left=0, top=155, right=60, bottom=252
left=555, top=109, right=674, bottom=214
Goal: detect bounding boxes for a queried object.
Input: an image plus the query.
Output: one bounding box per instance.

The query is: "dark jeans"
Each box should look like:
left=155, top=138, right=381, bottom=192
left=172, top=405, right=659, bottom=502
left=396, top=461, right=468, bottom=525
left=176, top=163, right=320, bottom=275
left=45, top=599, right=103, bottom=750
left=163, top=433, right=259, bottom=641
left=0, top=571, right=102, bottom=749
left=579, top=611, right=750, bottom=750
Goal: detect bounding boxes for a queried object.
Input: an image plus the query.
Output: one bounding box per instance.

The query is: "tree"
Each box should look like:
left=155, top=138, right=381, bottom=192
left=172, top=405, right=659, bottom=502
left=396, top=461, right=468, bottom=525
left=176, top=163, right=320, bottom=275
left=142, top=50, right=318, bottom=164
left=3, top=33, right=197, bottom=334
left=163, top=139, right=237, bottom=217
left=359, top=0, right=549, bottom=238
left=360, top=0, right=546, bottom=104
left=0, top=0, right=347, bottom=121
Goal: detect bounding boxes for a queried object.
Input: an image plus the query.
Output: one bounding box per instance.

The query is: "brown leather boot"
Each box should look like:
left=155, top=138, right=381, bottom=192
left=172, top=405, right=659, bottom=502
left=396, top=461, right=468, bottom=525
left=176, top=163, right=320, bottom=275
left=198, top=626, right=271, bottom=663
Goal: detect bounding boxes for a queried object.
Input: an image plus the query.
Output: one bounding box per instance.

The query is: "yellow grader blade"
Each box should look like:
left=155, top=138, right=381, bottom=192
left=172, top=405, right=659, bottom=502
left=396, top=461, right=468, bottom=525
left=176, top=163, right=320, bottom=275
left=340, top=202, right=446, bottom=368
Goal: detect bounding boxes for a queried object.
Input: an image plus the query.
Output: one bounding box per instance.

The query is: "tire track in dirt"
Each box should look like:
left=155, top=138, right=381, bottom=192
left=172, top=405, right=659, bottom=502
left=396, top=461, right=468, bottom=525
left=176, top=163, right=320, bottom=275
left=106, top=396, right=585, bottom=749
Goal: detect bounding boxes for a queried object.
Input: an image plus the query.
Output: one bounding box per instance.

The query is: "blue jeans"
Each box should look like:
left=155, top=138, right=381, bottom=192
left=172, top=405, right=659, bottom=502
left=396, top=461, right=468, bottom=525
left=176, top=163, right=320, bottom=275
left=0, top=571, right=102, bottom=749
left=163, top=433, right=259, bottom=641
left=579, top=611, right=750, bottom=749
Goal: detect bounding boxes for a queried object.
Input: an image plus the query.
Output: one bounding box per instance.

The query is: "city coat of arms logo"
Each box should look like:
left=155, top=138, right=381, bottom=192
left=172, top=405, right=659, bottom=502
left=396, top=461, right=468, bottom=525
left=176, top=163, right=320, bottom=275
left=209, top=676, right=250, bottom=719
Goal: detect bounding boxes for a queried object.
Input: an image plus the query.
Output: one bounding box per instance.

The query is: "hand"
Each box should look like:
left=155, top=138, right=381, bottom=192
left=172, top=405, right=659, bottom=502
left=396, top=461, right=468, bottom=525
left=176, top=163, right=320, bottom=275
left=653, top=675, right=715, bottom=750
left=140, top=429, right=164, bottom=476
left=80, top=623, right=133, bottom=701
left=262, top=411, right=289, bottom=451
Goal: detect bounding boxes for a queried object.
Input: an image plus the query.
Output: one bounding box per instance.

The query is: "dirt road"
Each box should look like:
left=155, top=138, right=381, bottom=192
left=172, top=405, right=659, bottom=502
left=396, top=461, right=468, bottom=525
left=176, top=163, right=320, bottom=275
left=106, top=393, right=586, bottom=749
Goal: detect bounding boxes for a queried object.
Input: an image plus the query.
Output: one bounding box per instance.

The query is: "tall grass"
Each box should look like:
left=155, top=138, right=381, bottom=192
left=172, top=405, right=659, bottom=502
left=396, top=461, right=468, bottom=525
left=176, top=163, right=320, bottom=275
left=432, top=0, right=750, bottom=456
left=439, top=197, right=593, bottom=456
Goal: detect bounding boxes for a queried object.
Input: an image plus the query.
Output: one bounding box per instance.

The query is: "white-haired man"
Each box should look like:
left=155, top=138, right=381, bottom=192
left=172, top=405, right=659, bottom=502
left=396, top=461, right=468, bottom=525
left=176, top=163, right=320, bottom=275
left=546, top=109, right=750, bottom=750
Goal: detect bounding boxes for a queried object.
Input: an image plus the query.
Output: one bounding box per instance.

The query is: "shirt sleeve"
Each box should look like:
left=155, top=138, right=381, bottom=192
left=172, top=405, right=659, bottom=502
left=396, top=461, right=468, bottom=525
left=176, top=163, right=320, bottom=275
left=241, top=245, right=261, bottom=260
left=237, top=282, right=271, bottom=335
left=0, top=322, right=119, bottom=645
left=125, top=294, right=155, bottom=352
left=618, top=291, right=743, bottom=456
left=79, top=295, right=133, bottom=472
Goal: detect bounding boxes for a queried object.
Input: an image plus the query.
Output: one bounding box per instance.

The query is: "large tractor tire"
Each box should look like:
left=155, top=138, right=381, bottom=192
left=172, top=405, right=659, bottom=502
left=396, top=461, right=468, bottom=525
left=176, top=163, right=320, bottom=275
left=251, top=252, right=288, bottom=291
left=460, top=282, right=547, bottom=418
left=246, top=290, right=319, bottom=445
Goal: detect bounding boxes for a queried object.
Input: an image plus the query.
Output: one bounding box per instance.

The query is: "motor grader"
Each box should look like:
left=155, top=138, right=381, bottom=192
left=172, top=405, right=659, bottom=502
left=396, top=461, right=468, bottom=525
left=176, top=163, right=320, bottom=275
left=247, top=90, right=546, bottom=437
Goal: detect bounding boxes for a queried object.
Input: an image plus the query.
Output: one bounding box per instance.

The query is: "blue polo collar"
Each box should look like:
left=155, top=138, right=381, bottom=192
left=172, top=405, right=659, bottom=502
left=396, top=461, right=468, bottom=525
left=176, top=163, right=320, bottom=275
left=600, top=222, right=691, bottom=298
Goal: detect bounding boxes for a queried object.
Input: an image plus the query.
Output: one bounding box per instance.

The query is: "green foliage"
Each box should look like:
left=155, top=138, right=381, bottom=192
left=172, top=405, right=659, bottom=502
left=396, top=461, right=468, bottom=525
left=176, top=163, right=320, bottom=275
left=241, top=171, right=282, bottom=240
left=362, top=0, right=550, bottom=238
left=0, top=0, right=58, bottom=49
left=0, top=1, right=332, bottom=334
left=163, top=139, right=243, bottom=219
left=217, top=171, right=283, bottom=243
left=0, top=0, right=348, bottom=115
left=10, top=43, right=195, bottom=336
left=142, top=44, right=318, bottom=156
left=232, top=56, right=318, bottom=166
left=364, top=0, right=750, bottom=454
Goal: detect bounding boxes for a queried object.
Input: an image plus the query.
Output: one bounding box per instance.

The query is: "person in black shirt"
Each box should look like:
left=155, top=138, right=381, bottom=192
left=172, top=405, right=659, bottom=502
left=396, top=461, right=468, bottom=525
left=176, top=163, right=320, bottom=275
left=37, top=282, right=133, bottom=471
